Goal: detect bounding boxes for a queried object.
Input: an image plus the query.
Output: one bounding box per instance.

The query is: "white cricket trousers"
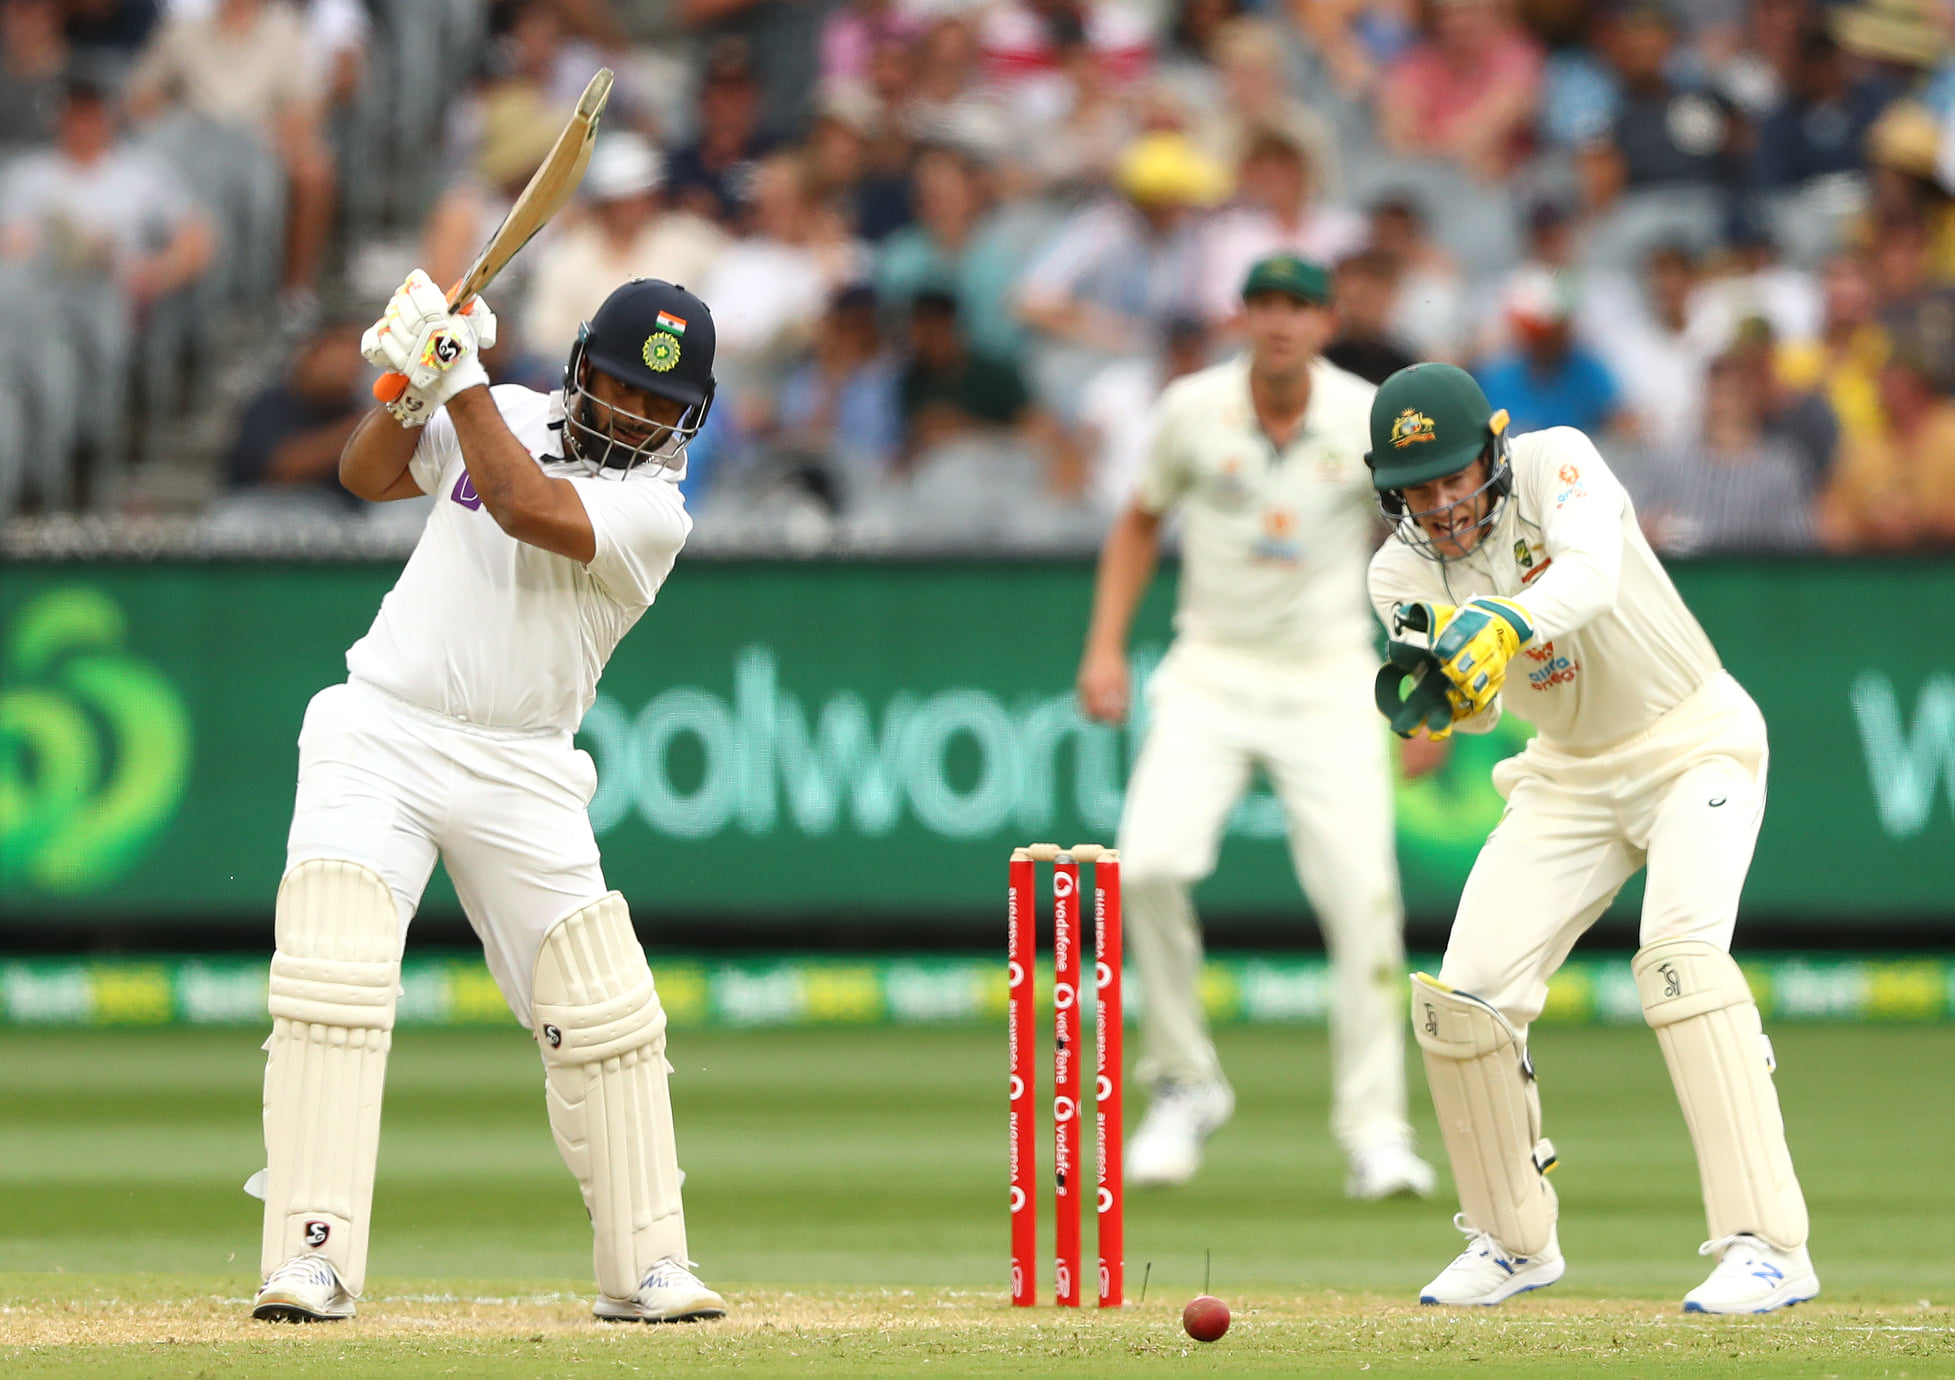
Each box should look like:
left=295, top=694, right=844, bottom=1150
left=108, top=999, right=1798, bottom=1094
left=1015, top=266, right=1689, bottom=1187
left=1439, top=671, right=1769, bottom=1022
left=1118, top=639, right=1411, bottom=1154
left=285, top=678, right=609, bottom=1025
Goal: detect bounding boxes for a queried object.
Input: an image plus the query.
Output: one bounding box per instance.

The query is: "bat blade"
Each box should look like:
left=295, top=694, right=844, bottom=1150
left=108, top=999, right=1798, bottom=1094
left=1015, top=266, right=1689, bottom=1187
left=374, top=67, right=614, bottom=403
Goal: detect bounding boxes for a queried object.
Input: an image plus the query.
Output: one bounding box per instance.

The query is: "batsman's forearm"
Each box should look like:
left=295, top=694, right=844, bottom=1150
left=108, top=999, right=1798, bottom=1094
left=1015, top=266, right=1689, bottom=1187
left=1084, top=506, right=1162, bottom=655
left=339, top=407, right=423, bottom=500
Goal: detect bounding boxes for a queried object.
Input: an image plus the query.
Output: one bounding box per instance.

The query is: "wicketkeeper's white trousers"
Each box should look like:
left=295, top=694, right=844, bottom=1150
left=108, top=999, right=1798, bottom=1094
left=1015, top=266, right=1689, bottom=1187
left=1118, top=639, right=1411, bottom=1155
left=1439, top=671, right=1769, bottom=1018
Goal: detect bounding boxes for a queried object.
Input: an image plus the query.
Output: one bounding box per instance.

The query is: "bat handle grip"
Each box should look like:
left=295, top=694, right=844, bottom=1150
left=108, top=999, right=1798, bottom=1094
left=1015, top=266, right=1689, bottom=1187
left=371, top=277, right=470, bottom=403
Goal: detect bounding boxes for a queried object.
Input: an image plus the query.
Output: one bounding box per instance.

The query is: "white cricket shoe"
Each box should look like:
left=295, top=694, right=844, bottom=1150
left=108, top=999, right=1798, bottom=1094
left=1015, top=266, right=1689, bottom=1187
left=1347, top=1138, right=1438, bottom=1201
left=252, top=1254, right=356, bottom=1322
left=1126, top=1079, right=1235, bottom=1187
left=1419, top=1214, right=1565, bottom=1305
left=593, top=1257, right=728, bottom=1323
left=1682, top=1235, right=1819, bottom=1314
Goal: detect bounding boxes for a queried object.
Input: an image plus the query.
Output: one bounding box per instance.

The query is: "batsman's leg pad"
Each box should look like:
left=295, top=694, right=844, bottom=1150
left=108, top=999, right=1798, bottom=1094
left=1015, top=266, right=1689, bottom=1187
left=1411, top=973, right=1558, bottom=1257
left=1634, top=938, right=1808, bottom=1250
left=532, top=893, right=686, bottom=1299
left=262, top=858, right=401, bottom=1296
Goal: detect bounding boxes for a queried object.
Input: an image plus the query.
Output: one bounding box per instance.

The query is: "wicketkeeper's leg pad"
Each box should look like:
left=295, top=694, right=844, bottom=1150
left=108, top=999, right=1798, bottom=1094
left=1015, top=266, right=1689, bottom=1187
left=1634, top=938, right=1808, bottom=1251
left=532, top=893, right=686, bottom=1300
left=1412, top=973, right=1558, bottom=1256
left=261, top=858, right=401, bottom=1295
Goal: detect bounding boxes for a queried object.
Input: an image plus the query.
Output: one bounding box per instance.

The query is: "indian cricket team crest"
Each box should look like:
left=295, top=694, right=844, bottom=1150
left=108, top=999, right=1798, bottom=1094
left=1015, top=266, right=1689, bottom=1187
left=1389, top=408, right=1436, bottom=448
left=643, top=331, right=681, bottom=372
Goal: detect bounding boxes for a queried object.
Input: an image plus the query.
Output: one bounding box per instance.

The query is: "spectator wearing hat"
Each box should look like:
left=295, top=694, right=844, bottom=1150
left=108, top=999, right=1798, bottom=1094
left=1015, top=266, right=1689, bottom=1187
left=1829, top=0, right=1954, bottom=88
left=1191, top=128, right=1365, bottom=328
left=1017, top=130, right=1225, bottom=398
left=522, top=134, right=730, bottom=362
left=877, top=143, right=1027, bottom=362
left=1820, top=342, right=1955, bottom=550
left=1473, top=266, right=1625, bottom=438
left=1377, top=0, right=1544, bottom=180
left=422, top=79, right=566, bottom=311
left=1862, top=99, right=1955, bottom=284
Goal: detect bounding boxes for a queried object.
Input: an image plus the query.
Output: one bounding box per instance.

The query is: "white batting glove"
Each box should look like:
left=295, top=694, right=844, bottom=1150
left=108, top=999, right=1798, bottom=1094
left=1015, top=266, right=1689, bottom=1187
left=360, top=270, right=499, bottom=426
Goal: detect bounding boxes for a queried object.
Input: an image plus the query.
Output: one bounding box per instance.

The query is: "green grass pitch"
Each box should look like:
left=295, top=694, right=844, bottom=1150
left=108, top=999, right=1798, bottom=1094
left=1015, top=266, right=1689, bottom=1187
left=1, top=1018, right=1951, bottom=1376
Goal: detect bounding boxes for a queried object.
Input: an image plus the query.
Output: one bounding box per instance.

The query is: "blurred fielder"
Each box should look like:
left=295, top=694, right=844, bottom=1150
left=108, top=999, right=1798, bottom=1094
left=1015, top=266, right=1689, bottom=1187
left=1076, top=253, right=1434, bottom=1200
left=249, top=272, right=726, bottom=1324
left=1365, top=363, right=1818, bottom=1313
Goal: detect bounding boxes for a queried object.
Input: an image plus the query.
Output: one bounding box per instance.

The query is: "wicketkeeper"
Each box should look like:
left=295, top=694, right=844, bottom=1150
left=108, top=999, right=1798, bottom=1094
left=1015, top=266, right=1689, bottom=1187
left=1366, top=363, right=1818, bottom=1313
left=249, top=272, right=726, bottom=1324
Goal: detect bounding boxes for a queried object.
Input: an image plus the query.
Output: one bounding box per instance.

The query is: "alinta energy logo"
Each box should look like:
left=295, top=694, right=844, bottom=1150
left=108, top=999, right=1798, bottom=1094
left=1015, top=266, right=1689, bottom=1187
left=0, top=587, right=190, bottom=892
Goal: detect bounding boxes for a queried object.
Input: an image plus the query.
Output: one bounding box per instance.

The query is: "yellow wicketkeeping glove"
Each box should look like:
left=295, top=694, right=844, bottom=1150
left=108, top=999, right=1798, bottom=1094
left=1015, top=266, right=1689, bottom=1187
left=1429, top=595, right=1535, bottom=718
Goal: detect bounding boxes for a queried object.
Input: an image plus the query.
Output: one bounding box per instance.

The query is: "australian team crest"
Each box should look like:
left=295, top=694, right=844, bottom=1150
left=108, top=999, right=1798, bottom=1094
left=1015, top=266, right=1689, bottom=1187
left=643, top=331, right=681, bottom=372
left=1514, top=538, right=1534, bottom=568
left=1389, top=408, right=1436, bottom=448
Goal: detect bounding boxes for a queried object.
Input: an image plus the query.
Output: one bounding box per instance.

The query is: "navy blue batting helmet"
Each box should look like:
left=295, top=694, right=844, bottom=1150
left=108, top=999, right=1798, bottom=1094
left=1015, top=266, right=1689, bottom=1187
left=562, top=278, right=717, bottom=471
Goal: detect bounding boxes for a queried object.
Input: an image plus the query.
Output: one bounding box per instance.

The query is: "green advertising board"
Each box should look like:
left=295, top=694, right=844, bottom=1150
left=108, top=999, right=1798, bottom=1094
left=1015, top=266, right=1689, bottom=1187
left=1, top=559, right=1950, bottom=930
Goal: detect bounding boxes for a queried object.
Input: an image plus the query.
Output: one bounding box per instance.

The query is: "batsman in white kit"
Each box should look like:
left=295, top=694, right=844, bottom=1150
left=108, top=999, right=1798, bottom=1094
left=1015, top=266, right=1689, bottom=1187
left=249, top=271, right=726, bottom=1324
left=1077, top=254, right=1433, bottom=1199
left=1364, top=363, right=1819, bottom=1313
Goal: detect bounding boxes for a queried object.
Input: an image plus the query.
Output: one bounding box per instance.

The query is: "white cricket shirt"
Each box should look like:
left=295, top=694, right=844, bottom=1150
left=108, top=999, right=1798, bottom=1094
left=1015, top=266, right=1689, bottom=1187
left=1136, top=354, right=1380, bottom=661
left=345, top=385, right=691, bottom=733
left=1367, top=427, right=1722, bottom=754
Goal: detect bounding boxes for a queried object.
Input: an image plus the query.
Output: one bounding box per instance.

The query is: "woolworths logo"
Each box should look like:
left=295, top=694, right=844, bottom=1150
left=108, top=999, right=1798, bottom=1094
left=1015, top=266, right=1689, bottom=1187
left=1851, top=671, right=1955, bottom=839
left=0, top=588, right=191, bottom=891
left=576, top=644, right=1512, bottom=854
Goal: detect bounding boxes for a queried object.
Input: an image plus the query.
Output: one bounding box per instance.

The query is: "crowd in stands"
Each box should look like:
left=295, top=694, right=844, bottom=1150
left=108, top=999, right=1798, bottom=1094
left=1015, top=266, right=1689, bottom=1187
left=2, top=0, right=1953, bottom=556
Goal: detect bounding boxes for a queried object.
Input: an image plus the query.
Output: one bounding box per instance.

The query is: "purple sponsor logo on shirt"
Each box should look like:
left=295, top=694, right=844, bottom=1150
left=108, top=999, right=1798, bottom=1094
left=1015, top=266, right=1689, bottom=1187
left=451, top=472, right=482, bottom=510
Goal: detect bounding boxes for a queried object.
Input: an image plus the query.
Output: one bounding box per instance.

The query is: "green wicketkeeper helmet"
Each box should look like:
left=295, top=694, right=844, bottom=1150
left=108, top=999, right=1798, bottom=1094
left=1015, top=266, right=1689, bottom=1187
left=1363, top=363, right=1514, bottom=561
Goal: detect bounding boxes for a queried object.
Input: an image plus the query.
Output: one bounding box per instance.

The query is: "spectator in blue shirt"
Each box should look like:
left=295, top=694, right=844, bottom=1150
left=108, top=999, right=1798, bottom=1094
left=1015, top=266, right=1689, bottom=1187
left=1474, top=267, right=1626, bottom=439
left=1753, top=27, right=1895, bottom=191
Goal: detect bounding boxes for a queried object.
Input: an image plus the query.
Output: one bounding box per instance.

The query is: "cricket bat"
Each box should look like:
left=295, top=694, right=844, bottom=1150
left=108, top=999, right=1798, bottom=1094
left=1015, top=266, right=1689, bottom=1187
left=374, top=67, right=614, bottom=402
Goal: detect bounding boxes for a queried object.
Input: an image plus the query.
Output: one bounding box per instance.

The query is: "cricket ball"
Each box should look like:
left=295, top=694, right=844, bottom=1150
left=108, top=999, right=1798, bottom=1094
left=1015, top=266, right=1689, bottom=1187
left=1182, top=1294, right=1229, bottom=1342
